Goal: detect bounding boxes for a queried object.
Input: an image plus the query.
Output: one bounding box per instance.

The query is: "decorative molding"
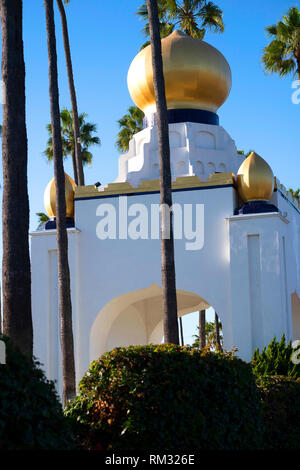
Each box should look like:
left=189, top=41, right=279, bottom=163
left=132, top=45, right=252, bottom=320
left=30, top=227, right=81, bottom=237
left=274, top=176, right=300, bottom=212
left=74, top=173, right=235, bottom=200
left=227, top=212, right=289, bottom=224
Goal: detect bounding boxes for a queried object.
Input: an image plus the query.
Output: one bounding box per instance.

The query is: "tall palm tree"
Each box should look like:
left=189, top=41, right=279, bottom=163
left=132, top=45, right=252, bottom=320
left=44, top=0, right=76, bottom=405
left=0, top=0, right=33, bottom=357
left=138, top=0, right=224, bottom=48
left=147, top=0, right=179, bottom=344
left=262, top=7, right=300, bottom=81
left=199, top=309, right=206, bottom=348
left=45, top=108, right=100, bottom=184
left=56, top=0, right=84, bottom=185
left=116, top=106, right=144, bottom=152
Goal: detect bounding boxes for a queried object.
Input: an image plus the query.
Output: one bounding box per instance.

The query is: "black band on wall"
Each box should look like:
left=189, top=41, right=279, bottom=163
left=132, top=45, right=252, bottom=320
left=144, top=109, right=219, bottom=127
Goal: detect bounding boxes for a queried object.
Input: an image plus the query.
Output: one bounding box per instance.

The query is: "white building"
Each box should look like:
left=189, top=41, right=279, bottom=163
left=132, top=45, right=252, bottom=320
left=30, top=31, right=300, bottom=397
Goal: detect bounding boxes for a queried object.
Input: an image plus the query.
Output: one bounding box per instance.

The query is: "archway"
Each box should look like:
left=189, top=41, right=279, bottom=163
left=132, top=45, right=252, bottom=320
left=90, top=283, right=210, bottom=362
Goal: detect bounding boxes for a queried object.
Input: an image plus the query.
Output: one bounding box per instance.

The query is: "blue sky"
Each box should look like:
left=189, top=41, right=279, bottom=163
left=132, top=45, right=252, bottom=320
left=1, top=0, right=299, bottom=343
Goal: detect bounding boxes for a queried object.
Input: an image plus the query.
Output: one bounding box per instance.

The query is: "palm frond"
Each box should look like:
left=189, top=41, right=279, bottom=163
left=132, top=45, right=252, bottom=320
left=198, top=1, right=224, bottom=34
left=136, top=0, right=224, bottom=43
left=263, top=7, right=300, bottom=79
left=262, top=39, right=295, bottom=76
left=44, top=108, right=100, bottom=169
left=116, top=105, right=144, bottom=153
left=36, top=212, right=50, bottom=229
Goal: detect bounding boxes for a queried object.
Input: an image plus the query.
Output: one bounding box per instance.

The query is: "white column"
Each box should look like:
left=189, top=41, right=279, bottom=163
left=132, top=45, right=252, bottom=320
left=228, top=212, right=290, bottom=360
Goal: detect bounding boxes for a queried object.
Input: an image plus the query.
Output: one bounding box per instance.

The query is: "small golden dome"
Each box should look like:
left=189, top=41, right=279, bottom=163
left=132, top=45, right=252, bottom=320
left=127, top=30, right=232, bottom=115
left=44, top=173, right=76, bottom=219
left=237, top=152, right=274, bottom=203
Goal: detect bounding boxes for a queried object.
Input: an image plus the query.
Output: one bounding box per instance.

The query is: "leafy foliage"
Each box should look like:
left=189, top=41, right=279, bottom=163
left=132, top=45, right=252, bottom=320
left=192, top=320, right=223, bottom=349
left=45, top=108, right=100, bottom=167
left=237, top=149, right=255, bottom=157
left=262, top=6, right=300, bottom=79
left=137, top=0, right=224, bottom=48
left=36, top=211, right=50, bottom=229
left=257, top=375, right=300, bottom=449
left=288, top=187, right=300, bottom=199
left=0, top=336, right=77, bottom=450
left=251, top=334, right=300, bottom=379
left=65, top=344, right=262, bottom=451
left=116, top=106, right=145, bottom=153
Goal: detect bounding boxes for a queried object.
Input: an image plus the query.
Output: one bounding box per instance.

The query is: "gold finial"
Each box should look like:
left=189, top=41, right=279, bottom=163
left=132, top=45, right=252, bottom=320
left=127, top=30, right=232, bottom=115
left=236, top=152, right=274, bottom=203
left=44, top=173, right=76, bottom=218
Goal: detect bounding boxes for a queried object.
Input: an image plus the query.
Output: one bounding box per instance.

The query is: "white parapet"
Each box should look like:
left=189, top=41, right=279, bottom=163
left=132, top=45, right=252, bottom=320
left=115, top=122, right=244, bottom=187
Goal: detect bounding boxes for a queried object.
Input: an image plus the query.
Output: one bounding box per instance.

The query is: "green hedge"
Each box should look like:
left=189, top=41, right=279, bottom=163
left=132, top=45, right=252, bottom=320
left=0, top=335, right=77, bottom=450
left=257, top=375, right=300, bottom=449
left=65, top=344, right=262, bottom=451
left=251, top=335, right=300, bottom=379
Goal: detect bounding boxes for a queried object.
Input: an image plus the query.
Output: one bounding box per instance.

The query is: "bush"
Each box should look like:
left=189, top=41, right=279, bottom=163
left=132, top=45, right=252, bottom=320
left=65, top=344, right=262, bottom=451
left=257, top=375, right=300, bottom=449
left=0, top=335, right=77, bottom=450
left=251, top=334, right=300, bottom=379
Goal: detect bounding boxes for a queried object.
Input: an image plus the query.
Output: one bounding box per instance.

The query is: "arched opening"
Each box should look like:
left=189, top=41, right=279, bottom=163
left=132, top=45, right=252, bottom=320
left=195, top=131, right=216, bottom=149
left=195, top=160, right=204, bottom=176
left=90, top=283, right=211, bottom=362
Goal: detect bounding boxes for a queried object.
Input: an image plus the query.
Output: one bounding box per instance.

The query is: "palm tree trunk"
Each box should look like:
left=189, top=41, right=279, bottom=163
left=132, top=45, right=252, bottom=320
left=179, top=317, right=184, bottom=346
left=45, top=0, right=76, bottom=405
left=146, top=0, right=179, bottom=345
left=215, top=312, right=221, bottom=351
left=56, top=0, right=84, bottom=186
left=71, top=149, right=78, bottom=185
left=1, top=0, right=33, bottom=357
left=199, top=310, right=206, bottom=349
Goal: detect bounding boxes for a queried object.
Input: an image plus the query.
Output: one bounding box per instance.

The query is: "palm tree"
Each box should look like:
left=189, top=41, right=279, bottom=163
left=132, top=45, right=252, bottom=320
left=199, top=310, right=206, bottom=348
left=138, top=0, right=224, bottom=48
left=262, top=7, right=300, bottom=81
left=56, top=0, right=84, bottom=185
left=193, top=315, right=223, bottom=350
left=44, top=0, right=76, bottom=405
left=147, top=0, right=179, bottom=344
left=45, top=108, right=100, bottom=184
left=0, top=0, right=33, bottom=357
left=116, top=106, right=144, bottom=152
left=215, top=311, right=221, bottom=351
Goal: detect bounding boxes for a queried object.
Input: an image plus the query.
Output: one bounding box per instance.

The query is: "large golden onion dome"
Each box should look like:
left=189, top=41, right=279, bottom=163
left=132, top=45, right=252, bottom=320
left=236, top=152, right=274, bottom=203
left=44, top=173, right=76, bottom=219
left=127, top=30, right=232, bottom=115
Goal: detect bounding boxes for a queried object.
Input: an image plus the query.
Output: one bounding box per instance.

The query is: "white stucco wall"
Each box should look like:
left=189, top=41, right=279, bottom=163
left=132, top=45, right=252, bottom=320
left=31, top=180, right=300, bottom=398
left=116, top=122, right=244, bottom=187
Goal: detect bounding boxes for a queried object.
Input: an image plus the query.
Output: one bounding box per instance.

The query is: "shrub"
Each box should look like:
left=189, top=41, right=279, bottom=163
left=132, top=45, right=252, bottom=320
left=257, top=375, right=300, bottom=449
left=65, top=344, right=262, bottom=451
left=0, top=335, right=77, bottom=450
left=251, top=334, right=300, bottom=379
